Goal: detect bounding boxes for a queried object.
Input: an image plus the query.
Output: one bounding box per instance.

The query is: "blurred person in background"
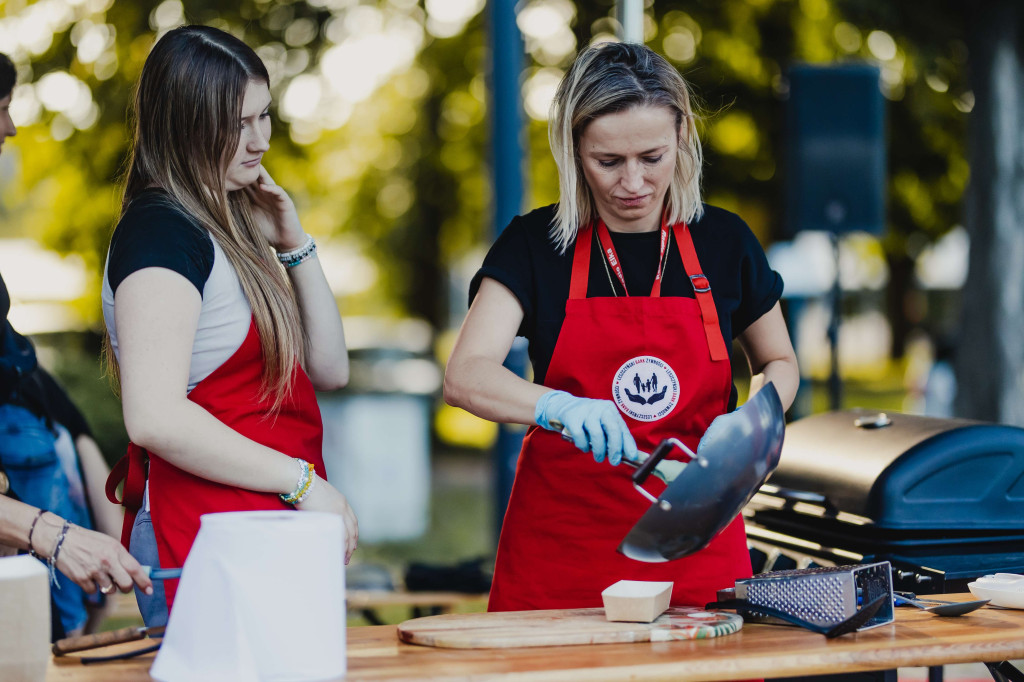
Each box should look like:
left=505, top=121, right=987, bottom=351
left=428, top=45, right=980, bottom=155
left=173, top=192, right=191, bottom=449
left=0, top=477, right=153, bottom=640
left=444, top=42, right=798, bottom=611
left=0, top=51, right=129, bottom=639
left=102, top=26, right=357, bottom=628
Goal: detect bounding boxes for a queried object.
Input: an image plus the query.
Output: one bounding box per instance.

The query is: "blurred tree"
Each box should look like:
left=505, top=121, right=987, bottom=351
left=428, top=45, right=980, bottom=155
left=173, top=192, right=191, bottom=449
left=561, top=1, right=969, bottom=362
left=3, top=0, right=1011, bottom=423
left=954, top=0, right=1024, bottom=425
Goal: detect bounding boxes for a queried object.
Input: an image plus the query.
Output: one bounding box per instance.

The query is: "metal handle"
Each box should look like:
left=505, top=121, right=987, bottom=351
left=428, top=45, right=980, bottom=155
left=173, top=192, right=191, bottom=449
left=633, top=439, right=676, bottom=485
left=854, top=413, right=892, bottom=429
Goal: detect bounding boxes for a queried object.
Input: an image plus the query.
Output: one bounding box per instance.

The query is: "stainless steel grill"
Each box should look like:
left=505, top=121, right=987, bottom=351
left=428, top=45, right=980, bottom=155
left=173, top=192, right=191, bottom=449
left=744, top=409, right=1024, bottom=594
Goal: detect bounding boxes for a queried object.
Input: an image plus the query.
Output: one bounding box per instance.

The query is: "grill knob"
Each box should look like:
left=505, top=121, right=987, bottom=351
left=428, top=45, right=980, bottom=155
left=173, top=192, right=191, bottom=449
left=915, top=575, right=933, bottom=585
left=897, top=571, right=915, bottom=580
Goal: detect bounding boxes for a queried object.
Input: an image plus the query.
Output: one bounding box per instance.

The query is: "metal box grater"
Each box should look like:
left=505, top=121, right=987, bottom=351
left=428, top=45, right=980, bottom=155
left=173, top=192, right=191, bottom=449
left=734, top=562, right=894, bottom=631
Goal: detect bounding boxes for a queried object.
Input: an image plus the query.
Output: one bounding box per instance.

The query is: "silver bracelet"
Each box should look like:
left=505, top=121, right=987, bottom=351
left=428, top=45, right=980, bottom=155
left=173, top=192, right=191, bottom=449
left=48, top=520, right=71, bottom=588
left=276, top=234, right=316, bottom=268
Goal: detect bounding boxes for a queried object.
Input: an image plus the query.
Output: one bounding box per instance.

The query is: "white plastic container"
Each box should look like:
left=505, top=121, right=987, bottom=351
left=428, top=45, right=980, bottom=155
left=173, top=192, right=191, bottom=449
left=968, top=573, right=1024, bottom=609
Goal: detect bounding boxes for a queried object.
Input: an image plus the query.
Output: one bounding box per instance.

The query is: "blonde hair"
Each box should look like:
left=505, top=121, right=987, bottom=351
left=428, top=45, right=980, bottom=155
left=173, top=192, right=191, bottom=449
left=114, top=25, right=303, bottom=412
left=548, top=41, right=704, bottom=253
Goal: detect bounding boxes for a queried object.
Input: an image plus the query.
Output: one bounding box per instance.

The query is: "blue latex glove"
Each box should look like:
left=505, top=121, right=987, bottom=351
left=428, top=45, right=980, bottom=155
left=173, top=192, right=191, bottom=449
left=534, top=390, right=638, bottom=466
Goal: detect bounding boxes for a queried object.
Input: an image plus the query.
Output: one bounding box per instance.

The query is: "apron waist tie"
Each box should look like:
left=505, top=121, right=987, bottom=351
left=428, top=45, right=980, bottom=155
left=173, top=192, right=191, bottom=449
left=105, top=443, right=148, bottom=550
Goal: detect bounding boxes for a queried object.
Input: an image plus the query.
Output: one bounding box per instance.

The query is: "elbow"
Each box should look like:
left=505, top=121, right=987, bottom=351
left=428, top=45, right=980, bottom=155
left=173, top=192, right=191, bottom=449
left=311, top=369, right=349, bottom=392
left=122, top=406, right=170, bottom=453
left=442, top=363, right=468, bottom=409
left=308, top=358, right=350, bottom=392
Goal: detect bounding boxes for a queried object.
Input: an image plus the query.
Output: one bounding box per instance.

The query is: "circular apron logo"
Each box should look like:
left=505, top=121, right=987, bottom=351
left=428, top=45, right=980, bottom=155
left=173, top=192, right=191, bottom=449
left=612, top=356, right=680, bottom=422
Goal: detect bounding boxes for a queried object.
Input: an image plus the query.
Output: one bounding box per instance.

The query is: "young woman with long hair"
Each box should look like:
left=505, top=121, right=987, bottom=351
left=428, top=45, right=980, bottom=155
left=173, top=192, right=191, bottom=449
left=444, top=42, right=798, bottom=611
left=103, top=26, right=357, bottom=625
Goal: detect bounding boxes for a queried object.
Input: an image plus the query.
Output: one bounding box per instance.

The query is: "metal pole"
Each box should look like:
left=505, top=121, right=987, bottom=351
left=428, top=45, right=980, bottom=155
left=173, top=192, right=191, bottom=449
left=828, top=232, right=843, bottom=410
left=488, top=0, right=527, bottom=545
left=616, top=0, right=645, bottom=43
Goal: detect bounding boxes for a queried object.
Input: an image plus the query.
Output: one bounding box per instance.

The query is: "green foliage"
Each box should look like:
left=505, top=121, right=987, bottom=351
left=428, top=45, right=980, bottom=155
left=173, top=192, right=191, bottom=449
left=1, top=0, right=970, bottom=340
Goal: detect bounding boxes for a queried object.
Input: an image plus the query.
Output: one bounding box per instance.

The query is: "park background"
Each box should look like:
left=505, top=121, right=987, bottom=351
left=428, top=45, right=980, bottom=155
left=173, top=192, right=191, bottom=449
left=1, top=0, right=1022, bottom=629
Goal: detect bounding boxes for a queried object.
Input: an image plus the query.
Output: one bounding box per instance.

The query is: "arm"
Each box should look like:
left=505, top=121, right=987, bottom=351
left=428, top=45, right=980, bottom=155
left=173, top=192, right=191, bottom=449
left=736, top=302, right=799, bottom=411
left=74, top=435, right=122, bottom=540
left=444, top=278, right=637, bottom=464
left=115, top=267, right=357, bottom=560
left=443, top=277, right=548, bottom=425
left=254, top=167, right=348, bottom=390
left=0, top=498, right=152, bottom=595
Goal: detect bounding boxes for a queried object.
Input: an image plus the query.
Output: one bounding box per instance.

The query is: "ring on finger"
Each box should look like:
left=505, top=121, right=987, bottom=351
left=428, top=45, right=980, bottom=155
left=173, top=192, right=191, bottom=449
left=100, top=583, right=115, bottom=594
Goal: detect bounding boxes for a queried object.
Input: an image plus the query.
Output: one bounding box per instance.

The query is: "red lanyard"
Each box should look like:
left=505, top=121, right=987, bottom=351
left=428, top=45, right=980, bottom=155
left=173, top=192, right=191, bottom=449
left=595, top=217, right=671, bottom=297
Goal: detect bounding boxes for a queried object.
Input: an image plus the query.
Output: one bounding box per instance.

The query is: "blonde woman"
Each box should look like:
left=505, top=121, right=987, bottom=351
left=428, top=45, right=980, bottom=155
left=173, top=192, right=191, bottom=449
left=444, top=42, right=798, bottom=611
left=103, top=26, right=357, bottom=625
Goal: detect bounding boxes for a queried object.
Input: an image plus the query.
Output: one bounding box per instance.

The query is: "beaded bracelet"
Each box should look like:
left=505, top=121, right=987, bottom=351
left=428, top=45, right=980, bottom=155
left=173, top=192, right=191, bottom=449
left=27, top=509, right=46, bottom=559
left=276, top=234, right=317, bottom=268
left=294, top=469, right=317, bottom=504
left=280, top=459, right=314, bottom=505
left=48, top=520, right=71, bottom=588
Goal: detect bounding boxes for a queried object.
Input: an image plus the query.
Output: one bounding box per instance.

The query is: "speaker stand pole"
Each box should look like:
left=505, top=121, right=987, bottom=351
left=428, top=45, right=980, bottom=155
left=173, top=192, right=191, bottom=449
left=828, top=231, right=842, bottom=410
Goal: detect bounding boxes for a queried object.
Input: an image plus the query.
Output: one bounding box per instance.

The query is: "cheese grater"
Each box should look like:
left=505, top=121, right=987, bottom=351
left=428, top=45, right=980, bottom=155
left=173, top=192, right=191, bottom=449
left=734, top=562, right=894, bottom=631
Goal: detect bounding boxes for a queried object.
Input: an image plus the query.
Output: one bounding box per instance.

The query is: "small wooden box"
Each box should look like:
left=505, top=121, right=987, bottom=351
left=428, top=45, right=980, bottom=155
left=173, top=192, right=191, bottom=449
left=601, top=580, right=673, bottom=623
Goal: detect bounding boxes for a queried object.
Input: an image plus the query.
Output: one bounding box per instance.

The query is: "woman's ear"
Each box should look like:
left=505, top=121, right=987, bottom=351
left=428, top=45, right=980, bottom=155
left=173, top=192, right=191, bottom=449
left=677, top=113, right=689, bottom=146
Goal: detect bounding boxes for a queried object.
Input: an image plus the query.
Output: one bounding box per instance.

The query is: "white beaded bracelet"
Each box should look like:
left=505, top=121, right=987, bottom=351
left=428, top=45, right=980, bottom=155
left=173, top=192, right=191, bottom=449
left=276, top=234, right=316, bottom=268
left=294, top=471, right=317, bottom=504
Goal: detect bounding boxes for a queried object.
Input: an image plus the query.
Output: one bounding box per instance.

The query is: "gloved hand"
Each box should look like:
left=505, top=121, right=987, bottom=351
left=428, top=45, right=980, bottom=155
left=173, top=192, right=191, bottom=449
left=535, top=390, right=638, bottom=466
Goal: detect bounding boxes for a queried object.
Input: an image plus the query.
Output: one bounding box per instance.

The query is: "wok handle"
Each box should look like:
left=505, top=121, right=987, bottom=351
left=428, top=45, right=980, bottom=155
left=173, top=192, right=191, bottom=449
left=633, top=439, right=676, bottom=485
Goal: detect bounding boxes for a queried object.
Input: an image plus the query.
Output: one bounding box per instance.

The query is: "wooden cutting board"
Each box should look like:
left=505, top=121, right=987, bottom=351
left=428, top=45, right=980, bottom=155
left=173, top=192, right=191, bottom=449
left=397, top=607, right=743, bottom=649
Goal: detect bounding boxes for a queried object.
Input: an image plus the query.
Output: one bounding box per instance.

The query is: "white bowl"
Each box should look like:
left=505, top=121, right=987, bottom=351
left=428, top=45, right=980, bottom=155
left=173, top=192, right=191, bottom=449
left=601, top=580, right=673, bottom=623
left=968, top=573, right=1024, bottom=609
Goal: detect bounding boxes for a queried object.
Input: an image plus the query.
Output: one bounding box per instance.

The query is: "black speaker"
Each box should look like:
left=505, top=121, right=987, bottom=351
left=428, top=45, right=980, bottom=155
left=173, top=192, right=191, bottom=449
left=785, top=63, right=886, bottom=236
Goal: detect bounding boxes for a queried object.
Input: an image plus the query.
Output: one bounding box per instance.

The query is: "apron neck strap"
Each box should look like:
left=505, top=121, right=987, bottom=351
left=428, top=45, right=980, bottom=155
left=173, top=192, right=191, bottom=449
left=672, top=222, right=730, bottom=362
left=569, top=221, right=729, bottom=364
left=569, top=223, right=593, bottom=300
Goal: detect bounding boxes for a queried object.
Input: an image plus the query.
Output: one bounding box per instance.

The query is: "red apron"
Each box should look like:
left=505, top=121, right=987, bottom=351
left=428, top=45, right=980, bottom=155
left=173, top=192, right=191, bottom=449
left=488, top=220, right=752, bottom=611
left=106, top=317, right=324, bottom=609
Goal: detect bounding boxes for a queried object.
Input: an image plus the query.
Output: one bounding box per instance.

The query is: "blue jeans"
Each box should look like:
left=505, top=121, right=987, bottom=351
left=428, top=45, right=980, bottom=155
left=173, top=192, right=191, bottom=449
left=129, top=507, right=169, bottom=628
left=0, top=404, right=89, bottom=634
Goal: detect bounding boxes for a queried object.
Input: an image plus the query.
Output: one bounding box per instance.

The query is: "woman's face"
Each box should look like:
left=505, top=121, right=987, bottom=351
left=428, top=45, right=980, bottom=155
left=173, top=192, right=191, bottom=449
left=224, top=80, right=272, bottom=192
left=578, top=104, right=680, bottom=233
left=0, top=93, right=16, bottom=156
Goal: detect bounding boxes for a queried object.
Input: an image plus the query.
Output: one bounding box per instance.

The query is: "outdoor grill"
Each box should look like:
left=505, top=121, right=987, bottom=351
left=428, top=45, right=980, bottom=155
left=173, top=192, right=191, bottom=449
left=743, top=408, right=1024, bottom=594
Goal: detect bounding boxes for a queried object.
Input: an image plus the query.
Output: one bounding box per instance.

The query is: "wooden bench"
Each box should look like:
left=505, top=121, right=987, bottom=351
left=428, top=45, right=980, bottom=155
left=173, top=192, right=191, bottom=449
left=347, top=589, right=489, bottom=625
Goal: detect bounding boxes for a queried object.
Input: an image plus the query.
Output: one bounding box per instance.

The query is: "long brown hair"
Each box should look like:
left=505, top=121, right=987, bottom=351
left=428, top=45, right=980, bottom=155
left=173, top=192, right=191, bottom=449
left=116, top=25, right=302, bottom=410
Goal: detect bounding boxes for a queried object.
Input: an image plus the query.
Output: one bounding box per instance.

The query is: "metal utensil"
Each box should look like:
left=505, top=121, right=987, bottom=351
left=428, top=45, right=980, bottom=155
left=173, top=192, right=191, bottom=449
left=548, top=422, right=697, bottom=485
left=707, top=593, right=889, bottom=638
left=893, top=592, right=990, bottom=616
left=143, top=566, right=182, bottom=580
left=618, top=382, right=786, bottom=562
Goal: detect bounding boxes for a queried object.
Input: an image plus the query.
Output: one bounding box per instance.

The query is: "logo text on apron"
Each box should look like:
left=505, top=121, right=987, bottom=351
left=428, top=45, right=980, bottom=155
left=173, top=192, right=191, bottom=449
left=612, top=355, right=680, bottom=422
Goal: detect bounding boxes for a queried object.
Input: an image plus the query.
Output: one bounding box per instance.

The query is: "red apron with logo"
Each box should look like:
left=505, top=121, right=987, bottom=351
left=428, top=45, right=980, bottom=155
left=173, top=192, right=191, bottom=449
left=488, top=220, right=752, bottom=611
left=106, top=317, right=324, bottom=609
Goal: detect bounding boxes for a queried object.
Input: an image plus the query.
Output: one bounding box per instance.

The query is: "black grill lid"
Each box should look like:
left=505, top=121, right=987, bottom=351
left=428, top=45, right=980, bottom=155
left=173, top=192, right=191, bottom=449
left=769, top=409, right=1024, bottom=530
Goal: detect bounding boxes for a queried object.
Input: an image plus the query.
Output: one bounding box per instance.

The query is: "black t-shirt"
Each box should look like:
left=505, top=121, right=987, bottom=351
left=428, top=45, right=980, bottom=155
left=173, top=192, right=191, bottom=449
left=106, top=189, right=215, bottom=296
left=469, top=204, right=783, bottom=412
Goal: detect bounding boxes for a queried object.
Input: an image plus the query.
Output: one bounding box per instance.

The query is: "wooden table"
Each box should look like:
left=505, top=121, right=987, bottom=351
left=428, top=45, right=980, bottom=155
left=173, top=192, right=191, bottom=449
left=47, top=594, right=1024, bottom=681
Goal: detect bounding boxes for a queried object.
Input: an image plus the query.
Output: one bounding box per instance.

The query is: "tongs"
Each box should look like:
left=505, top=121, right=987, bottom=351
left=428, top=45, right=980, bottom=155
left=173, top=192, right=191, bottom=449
left=550, top=421, right=705, bottom=489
